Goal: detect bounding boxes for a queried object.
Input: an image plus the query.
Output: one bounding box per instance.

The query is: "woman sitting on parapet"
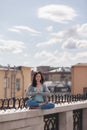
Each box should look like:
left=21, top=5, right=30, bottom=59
left=26, top=71, right=55, bottom=109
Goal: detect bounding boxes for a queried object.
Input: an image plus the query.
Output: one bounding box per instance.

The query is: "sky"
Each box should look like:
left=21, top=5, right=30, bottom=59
left=0, top=0, right=87, bottom=69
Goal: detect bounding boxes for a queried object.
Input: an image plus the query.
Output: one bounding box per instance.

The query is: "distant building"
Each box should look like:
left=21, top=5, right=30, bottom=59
left=37, top=66, right=50, bottom=72
left=72, top=63, right=87, bottom=94
left=42, top=67, right=71, bottom=82
left=0, top=65, right=31, bottom=98
left=31, top=66, right=71, bottom=82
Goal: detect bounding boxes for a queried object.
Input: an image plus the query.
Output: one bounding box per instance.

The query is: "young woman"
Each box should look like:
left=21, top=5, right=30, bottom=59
left=26, top=71, right=55, bottom=109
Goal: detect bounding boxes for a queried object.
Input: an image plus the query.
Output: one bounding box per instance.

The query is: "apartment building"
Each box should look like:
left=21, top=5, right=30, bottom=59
left=72, top=63, right=87, bottom=94
left=32, top=66, right=71, bottom=82
left=0, top=65, right=31, bottom=98
left=37, top=66, right=50, bottom=73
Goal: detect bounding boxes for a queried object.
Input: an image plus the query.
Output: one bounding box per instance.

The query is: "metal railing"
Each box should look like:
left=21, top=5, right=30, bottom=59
left=0, top=94, right=87, bottom=110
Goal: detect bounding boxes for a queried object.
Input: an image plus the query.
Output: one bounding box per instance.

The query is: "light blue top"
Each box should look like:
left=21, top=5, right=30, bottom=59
left=33, top=87, right=44, bottom=102
left=26, top=84, right=50, bottom=102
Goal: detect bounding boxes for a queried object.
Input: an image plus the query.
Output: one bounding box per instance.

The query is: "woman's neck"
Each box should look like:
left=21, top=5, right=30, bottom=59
left=36, top=82, right=42, bottom=87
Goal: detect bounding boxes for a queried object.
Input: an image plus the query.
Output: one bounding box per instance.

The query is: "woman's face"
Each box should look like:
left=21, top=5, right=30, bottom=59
left=35, top=73, right=41, bottom=82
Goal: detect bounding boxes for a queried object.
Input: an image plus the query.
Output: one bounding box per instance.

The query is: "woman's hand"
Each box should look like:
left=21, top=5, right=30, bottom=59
left=39, top=97, right=49, bottom=107
left=36, top=87, right=40, bottom=93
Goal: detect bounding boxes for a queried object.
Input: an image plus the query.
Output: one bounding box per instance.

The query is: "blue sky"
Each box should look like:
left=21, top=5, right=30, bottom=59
left=0, top=0, right=87, bottom=68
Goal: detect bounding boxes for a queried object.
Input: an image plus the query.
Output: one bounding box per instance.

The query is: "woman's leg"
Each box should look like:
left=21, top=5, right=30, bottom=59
left=26, top=99, right=39, bottom=107
left=40, top=102, right=55, bottom=110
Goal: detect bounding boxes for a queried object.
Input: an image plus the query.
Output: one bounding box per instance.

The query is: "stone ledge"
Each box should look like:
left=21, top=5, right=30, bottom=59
left=0, top=117, right=44, bottom=130
left=0, top=101, right=87, bottom=122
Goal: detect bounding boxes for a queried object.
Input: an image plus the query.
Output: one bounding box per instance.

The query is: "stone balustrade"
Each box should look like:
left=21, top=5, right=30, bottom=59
left=0, top=101, right=87, bottom=130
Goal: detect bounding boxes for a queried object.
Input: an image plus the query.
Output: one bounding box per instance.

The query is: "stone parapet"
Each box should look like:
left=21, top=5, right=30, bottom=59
left=0, top=101, right=87, bottom=130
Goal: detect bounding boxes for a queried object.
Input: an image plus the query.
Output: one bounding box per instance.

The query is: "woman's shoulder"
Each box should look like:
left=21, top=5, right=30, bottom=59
left=28, top=84, right=34, bottom=89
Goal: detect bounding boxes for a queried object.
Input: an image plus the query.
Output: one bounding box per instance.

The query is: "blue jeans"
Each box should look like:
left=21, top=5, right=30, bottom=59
left=26, top=99, right=55, bottom=110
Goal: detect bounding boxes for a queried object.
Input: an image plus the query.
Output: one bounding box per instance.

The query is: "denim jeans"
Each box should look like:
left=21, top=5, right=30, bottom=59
left=26, top=99, right=55, bottom=110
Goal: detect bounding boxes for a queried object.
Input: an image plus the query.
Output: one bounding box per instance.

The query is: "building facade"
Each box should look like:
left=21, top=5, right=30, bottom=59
left=37, top=66, right=50, bottom=73
left=72, top=63, right=87, bottom=94
left=32, top=66, right=71, bottom=83
left=0, top=66, right=31, bottom=98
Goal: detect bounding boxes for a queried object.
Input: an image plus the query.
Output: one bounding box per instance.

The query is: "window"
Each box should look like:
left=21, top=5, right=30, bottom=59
left=16, top=79, right=20, bottom=91
left=4, top=77, right=10, bottom=88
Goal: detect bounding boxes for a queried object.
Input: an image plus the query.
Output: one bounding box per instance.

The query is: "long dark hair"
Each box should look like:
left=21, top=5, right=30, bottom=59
left=32, top=71, right=44, bottom=87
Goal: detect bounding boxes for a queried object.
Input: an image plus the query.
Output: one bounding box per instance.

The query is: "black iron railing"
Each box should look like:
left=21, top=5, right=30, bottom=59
left=0, top=97, right=28, bottom=110
left=0, top=94, right=87, bottom=110
left=73, top=109, right=82, bottom=130
left=44, top=109, right=82, bottom=130
left=44, top=113, right=59, bottom=130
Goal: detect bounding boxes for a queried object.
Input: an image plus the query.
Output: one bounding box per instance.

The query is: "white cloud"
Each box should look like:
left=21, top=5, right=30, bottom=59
left=8, top=28, right=21, bottom=33
left=62, top=38, right=77, bottom=49
left=8, top=25, right=40, bottom=34
left=38, top=4, right=77, bottom=23
left=35, top=51, right=53, bottom=58
left=35, top=22, right=87, bottom=51
left=0, top=39, right=25, bottom=54
left=36, top=37, right=62, bottom=47
left=77, top=23, right=87, bottom=38
left=68, top=24, right=87, bottom=38
left=34, top=50, right=74, bottom=66
left=36, top=25, right=79, bottom=48
left=51, top=25, right=79, bottom=40
left=52, top=23, right=87, bottom=39
left=36, top=25, right=78, bottom=47
left=77, top=40, right=87, bottom=48
left=75, top=52, right=87, bottom=59
left=61, top=51, right=87, bottom=65
left=34, top=50, right=58, bottom=66
left=34, top=49, right=87, bottom=67
left=62, top=38, right=87, bottom=49
left=46, top=25, right=53, bottom=32
left=51, top=31, right=65, bottom=38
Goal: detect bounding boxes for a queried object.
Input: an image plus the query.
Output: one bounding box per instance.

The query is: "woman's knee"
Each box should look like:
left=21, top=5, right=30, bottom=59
left=26, top=99, right=39, bottom=107
left=41, top=102, right=55, bottom=109
left=49, top=103, right=55, bottom=108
